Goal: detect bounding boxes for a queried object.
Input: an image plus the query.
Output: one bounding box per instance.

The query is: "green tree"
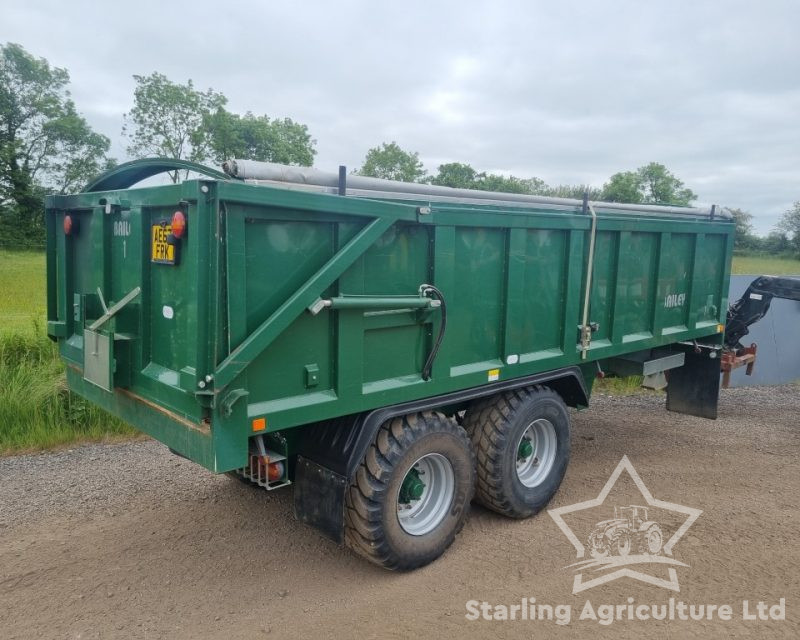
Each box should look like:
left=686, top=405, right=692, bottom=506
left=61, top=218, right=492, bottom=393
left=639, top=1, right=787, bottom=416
left=601, top=163, right=696, bottom=206
left=728, top=208, right=760, bottom=250
left=0, top=43, right=112, bottom=246
left=478, top=173, right=546, bottom=194
left=600, top=171, right=642, bottom=203
left=637, top=162, right=696, bottom=205
left=428, top=162, right=550, bottom=195
left=205, top=109, right=315, bottom=166
left=428, top=162, right=479, bottom=188
left=123, top=72, right=226, bottom=182
left=357, top=142, right=426, bottom=182
left=763, top=231, right=790, bottom=254
left=541, top=184, right=602, bottom=200
left=777, top=201, right=800, bottom=254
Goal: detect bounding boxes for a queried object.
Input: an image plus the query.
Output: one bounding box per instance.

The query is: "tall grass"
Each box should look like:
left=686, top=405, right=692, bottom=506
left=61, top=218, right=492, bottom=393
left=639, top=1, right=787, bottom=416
left=0, top=328, right=137, bottom=454
left=593, top=374, right=660, bottom=395
left=1, top=250, right=139, bottom=453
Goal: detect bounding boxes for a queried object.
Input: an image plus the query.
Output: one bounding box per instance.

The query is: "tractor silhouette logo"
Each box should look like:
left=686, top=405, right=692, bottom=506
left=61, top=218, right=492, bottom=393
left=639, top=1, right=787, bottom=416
left=549, top=456, right=702, bottom=593
left=587, top=505, right=664, bottom=558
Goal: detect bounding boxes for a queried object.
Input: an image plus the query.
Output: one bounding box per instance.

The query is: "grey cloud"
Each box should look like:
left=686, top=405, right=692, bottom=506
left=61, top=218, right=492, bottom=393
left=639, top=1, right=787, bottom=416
left=2, top=0, right=798, bottom=234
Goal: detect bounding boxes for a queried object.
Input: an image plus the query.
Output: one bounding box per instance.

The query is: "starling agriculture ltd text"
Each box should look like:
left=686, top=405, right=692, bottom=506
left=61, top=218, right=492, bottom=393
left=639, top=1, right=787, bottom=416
left=465, top=597, right=786, bottom=626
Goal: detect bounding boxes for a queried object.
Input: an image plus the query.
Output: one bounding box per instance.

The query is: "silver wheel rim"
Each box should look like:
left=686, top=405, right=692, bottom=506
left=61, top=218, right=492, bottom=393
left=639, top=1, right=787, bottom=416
left=396, top=453, right=455, bottom=536
left=515, top=418, right=558, bottom=488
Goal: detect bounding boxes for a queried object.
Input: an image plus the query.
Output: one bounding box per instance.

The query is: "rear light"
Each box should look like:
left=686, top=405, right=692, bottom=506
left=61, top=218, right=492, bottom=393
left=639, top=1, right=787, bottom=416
left=63, top=214, right=78, bottom=235
left=268, top=461, right=285, bottom=482
left=171, top=210, right=186, bottom=239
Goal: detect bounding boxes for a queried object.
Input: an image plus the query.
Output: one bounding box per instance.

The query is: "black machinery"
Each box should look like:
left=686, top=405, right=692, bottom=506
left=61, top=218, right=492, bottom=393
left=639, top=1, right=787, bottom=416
left=721, top=275, right=800, bottom=387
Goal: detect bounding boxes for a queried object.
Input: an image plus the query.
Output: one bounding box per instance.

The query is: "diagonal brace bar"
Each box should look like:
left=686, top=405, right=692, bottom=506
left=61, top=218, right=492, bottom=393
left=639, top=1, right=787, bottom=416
left=214, top=216, right=395, bottom=389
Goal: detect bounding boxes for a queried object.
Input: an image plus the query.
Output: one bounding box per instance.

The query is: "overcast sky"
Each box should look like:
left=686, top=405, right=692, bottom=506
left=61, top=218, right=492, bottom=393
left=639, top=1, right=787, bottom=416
left=3, top=1, right=798, bottom=234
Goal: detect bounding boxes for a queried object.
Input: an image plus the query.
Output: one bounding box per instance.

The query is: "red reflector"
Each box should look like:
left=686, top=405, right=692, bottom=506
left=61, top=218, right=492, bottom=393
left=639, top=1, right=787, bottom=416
left=64, top=215, right=74, bottom=235
left=171, top=211, right=186, bottom=238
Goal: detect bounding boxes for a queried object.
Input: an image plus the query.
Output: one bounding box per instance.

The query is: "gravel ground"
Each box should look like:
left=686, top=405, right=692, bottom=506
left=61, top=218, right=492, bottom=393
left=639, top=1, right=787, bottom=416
left=0, top=385, right=798, bottom=639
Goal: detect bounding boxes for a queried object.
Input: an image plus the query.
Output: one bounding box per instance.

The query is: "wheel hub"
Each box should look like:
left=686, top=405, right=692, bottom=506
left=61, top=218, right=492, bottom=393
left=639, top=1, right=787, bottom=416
left=396, top=453, right=456, bottom=536
left=517, top=438, right=533, bottom=460
left=399, top=468, right=426, bottom=503
left=515, top=418, right=558, bottom=488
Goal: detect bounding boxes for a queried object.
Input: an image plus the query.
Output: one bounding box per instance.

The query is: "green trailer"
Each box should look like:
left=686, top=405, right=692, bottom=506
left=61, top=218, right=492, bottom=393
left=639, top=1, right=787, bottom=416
left=45, top=158, right=734, bottom=569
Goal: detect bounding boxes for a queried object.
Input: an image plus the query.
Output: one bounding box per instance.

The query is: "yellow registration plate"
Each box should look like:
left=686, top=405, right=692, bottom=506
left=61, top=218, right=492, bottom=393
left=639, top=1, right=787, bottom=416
left=151, top=224, right=175, bottom=264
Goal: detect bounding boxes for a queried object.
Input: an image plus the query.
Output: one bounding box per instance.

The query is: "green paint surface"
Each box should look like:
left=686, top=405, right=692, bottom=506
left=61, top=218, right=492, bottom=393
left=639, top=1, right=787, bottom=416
left=45, top=177, right=735, bottom=472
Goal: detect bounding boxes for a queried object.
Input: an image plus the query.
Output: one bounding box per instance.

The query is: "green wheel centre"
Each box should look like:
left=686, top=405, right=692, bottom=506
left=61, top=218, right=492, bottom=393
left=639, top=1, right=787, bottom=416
left=399, top=467, right=426, bottom=504
left=518, top=438, right=534, bottom=460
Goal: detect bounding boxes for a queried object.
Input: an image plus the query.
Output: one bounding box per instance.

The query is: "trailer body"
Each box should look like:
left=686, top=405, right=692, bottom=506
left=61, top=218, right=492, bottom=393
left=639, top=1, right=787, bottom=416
left=46, top=161, right=733, bottom=476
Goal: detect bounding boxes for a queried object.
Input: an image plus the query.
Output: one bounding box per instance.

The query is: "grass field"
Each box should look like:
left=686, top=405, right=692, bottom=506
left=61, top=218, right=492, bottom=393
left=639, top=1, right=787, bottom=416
left=0, top=249, right=46, bottom=334
left=1, top=249, right=798, bottom=452
left=1, top=250, right=136, bottom=453
left=0, top=332, right=137, bottom=453
left=731, top=254, right=800, bottom=275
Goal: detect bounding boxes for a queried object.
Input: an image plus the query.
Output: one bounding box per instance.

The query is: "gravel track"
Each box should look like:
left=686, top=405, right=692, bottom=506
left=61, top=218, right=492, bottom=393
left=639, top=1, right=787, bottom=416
left=1, top=385, right=798, bottom=639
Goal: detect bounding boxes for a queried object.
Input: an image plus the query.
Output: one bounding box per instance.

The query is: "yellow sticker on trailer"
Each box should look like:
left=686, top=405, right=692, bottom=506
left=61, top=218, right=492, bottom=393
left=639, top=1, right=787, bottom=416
left=151, top=223, right=175, bottom=264
left=488, top=368, right=500, bottom=382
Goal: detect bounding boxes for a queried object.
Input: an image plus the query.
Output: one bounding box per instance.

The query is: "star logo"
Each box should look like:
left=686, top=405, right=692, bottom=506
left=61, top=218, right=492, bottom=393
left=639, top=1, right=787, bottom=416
left=548, top=455, right=702, bottom=594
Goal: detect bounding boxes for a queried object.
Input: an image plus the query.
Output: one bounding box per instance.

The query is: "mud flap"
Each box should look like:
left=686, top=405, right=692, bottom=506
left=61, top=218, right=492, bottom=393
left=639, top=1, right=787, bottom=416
left=666, top=349, right=721, bottom=419
left=293, top=456, right=348, bottom=544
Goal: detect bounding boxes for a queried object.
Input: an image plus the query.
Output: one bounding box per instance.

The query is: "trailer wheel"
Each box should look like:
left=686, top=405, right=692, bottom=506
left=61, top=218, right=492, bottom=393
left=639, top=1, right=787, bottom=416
left=344, top=412, right=475, bottom=570
left=463, top=386, right=570, bottom=518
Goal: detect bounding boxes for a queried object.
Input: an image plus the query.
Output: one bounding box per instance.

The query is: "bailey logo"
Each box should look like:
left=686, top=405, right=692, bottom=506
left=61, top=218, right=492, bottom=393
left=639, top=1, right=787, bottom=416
left=664, top=293, right=686, bottom=309
left=113, top=220, right=131, bottom=237
left=548, top=456, right=702, bottom=594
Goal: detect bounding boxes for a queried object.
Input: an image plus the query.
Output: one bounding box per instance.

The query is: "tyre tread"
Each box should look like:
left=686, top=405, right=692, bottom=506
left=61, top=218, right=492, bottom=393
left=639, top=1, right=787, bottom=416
left=463, top=385, right=567, bottom=517
left=343, top=412, right=475, bottom=570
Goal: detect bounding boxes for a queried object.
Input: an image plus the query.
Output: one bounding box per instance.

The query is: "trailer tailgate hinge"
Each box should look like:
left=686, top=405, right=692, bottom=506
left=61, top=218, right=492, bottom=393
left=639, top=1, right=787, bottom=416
left=221, top=388, right=249, bottom=417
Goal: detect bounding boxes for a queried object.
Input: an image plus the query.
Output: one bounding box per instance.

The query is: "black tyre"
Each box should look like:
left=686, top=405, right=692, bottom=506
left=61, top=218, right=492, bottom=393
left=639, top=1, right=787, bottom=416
left=344, top=412, right=475, bottom=570
left=463, top=385, right=570, bottom=518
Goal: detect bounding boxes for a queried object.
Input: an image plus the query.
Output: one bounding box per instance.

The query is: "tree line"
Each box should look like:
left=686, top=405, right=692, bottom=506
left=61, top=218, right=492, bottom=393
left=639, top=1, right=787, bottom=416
left=356, top=141, right=697, bottom=204
left=1, top=42, right=798, bottom=254
left=1, top=43, right=314, bottom=246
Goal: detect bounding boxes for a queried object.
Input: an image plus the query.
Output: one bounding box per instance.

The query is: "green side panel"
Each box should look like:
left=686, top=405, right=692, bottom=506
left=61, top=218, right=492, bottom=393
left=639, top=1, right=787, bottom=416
left=588, top=230, right=618, bottom=343
left=362, top=223, right=431, bottom=295
left=519, top=229, right=568, bottom=354
left=243, top=216, right=336, bottom=327
left=363, top=324, right=426, bottom=382
left=616, top=231, right=659, bottom=340
left=693, top=233, right=728, bottom=327
left=361, top=223, right=431, bottom=383
left=659, top=233, right=694, bottom=333
left=242, top=213, right=336, bottom=405
left=70, top=211, right=96, bottom=300
left=450, top=227, right=506, bottom=369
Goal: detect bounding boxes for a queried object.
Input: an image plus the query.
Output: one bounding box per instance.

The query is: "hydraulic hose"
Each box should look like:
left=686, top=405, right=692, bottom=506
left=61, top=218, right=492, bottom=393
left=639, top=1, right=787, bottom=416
left=420, top=284, right=447, bottom=381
